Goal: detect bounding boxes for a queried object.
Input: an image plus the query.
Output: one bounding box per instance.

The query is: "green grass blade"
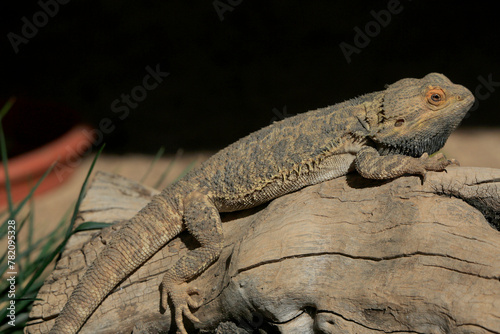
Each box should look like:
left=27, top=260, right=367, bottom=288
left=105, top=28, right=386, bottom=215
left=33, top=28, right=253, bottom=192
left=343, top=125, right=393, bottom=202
left=140, top=146, right=165, bottom=183
left=0, top=103, right=103, bottom=332
left=0, top=97, right=16, bottom=121
left=5, top=146, right=104, bottom=311
left=0, top=163, right=55, bottom=238
left=172, top=158, right=197, bottom=184
left=65, top=144, right=105, bottom=239
left=18, top=211, right=70, bottom=294
left=27, top=199, right=34, bottom=264
left=0, top=98, right=17, bottom=214
left=16, top=239, right=65, bottom=302
left=154, top=148, right=184, bottom=188
left=0, top=125, right=12, bottom=213
left=0, top=251, right=6, bottom=275
left=73, top=221, right=111, bottom=232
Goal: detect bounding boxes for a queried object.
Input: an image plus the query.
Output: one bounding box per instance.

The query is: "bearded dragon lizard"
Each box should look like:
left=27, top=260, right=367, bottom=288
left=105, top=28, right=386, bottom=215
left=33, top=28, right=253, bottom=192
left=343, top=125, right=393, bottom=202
left=49, top=73, right=474, bottom=333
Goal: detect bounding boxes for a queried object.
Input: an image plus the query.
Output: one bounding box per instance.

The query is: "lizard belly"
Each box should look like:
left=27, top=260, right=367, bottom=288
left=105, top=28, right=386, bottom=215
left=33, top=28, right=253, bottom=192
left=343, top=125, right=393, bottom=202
left=217, top=153, right=357, bottom=212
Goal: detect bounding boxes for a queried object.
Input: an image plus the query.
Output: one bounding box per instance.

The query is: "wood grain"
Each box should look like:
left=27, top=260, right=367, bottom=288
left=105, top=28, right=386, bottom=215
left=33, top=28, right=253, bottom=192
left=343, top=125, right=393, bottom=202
left=26, top=168, right=500, bottom=333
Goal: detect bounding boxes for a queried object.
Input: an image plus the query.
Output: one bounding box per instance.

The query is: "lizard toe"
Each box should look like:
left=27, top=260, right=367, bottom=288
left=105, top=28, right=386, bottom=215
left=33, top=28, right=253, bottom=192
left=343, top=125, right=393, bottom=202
left=174, top=303, right=200, bottom=334
left=420, top=152, right=429, bottom=159
left=174, top=309, right=188, bottom=334
left=433, top=152, right=446, bottom=160
left=182, top=304, right=201, bottom=323
left=186, top=292, right=202, bottom=309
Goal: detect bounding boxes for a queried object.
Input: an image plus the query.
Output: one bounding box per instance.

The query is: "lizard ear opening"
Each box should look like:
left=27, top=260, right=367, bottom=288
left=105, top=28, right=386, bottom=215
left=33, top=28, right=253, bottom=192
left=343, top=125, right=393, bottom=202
left=394, top=119, right=405, bottom=127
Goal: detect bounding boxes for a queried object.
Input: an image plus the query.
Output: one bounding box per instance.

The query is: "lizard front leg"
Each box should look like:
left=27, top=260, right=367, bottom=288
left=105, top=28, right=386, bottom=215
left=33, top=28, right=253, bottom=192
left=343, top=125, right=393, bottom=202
left=161, top=191, right=224, bottom=334
left=354, top=146, right=456, bottom=180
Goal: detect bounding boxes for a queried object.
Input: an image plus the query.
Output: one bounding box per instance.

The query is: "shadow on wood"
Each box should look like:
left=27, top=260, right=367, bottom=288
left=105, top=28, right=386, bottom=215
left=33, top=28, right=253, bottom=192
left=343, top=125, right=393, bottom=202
left=26, top=167, right=500, bottom=333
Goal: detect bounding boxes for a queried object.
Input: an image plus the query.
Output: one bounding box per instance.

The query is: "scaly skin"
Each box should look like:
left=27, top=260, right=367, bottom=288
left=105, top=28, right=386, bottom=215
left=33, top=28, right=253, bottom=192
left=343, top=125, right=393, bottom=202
left=49, top=73, right=474, bottom=334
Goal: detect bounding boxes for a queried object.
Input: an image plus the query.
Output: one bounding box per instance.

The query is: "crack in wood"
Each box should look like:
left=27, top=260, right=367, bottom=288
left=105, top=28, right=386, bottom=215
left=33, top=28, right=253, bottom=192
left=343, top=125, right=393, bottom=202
left=422, top=264, right=500, bottom=281
left=316, top=309, right=426, bottom=333
left=234, top=250, right=486, bottom=275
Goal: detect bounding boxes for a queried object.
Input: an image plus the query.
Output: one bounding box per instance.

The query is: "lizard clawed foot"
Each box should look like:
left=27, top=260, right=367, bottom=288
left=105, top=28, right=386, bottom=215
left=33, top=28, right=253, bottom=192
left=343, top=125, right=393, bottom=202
left=420, top=152, right=457, bottom=171
left=162, top=281, right=201, bottom=334
left=415, top=152, right=459, bottom=184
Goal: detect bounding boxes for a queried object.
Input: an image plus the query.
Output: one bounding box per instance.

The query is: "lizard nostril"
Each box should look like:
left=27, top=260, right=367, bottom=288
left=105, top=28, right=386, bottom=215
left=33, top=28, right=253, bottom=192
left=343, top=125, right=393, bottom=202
left=457, top=95, right=463, bottom=101
left=395, top=119, right=405, bottom=127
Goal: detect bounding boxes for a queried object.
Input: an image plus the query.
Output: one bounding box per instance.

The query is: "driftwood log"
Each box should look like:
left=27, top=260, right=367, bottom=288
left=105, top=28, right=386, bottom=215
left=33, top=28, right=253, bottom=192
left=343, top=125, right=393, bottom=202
left=26, top=167, right=500, bottom=334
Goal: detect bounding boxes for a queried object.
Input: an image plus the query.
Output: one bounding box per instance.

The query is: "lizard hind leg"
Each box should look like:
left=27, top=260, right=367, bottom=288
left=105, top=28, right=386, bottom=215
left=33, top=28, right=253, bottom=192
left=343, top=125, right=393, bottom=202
left=161, top=190, right=224, bottom=334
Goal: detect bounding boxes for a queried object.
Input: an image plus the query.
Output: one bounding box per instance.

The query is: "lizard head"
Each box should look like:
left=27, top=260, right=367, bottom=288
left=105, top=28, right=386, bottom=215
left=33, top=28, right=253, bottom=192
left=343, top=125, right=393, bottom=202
left=369, top=72, right=474, bottom=157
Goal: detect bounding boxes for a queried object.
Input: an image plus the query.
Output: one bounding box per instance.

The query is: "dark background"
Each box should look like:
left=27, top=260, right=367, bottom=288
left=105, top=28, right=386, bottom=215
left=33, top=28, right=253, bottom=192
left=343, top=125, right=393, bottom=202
left=1, top=0, right=499, bottom=156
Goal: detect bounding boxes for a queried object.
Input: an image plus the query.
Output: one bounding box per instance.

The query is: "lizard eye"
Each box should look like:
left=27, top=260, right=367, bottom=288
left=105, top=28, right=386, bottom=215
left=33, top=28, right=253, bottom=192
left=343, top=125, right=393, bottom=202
left=431, top=93, right=441, bottom=102
left=426, top=88, right=446, bottom=106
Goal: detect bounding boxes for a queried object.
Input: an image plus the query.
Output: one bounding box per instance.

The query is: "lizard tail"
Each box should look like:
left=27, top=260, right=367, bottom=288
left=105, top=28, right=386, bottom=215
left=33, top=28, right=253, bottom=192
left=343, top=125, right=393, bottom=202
left=49, top=196, right=183, bottom=334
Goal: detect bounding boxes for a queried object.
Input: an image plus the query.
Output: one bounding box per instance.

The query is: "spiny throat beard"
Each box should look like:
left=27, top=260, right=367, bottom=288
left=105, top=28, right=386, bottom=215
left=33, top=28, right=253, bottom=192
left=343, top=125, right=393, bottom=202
left=376, top=130, right=451, bottom=158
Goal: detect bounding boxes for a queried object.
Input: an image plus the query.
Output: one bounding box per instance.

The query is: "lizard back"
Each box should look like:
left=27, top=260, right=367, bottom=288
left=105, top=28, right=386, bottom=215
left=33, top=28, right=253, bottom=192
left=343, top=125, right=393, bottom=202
left=173, top=94, right=378, bottom=210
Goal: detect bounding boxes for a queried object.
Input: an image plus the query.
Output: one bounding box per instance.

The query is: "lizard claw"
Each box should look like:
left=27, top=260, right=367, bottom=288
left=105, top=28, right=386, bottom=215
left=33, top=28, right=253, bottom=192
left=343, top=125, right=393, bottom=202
left=186, top=287, right=202, bottom=308
left=162, top=281, right=201, bottom=334
left=416, top=169, right=427, bottom=185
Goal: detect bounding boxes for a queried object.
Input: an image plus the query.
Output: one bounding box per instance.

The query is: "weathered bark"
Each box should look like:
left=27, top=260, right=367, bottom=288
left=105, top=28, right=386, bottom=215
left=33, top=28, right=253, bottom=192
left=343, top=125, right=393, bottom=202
left=26, top=167, right=500, bottom=334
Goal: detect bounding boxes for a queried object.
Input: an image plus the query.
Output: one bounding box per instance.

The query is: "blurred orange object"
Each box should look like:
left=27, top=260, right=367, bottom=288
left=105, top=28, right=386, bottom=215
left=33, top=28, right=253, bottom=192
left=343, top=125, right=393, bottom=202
left=0, top=125, right=94, bottom=208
